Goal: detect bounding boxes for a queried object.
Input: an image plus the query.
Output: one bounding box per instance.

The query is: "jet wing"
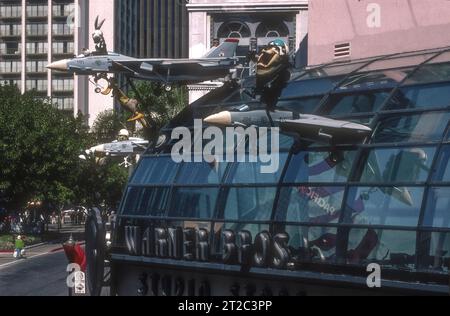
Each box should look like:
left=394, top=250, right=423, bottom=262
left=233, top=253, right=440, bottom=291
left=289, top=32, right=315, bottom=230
left=280, top=116, right=372, bottom=145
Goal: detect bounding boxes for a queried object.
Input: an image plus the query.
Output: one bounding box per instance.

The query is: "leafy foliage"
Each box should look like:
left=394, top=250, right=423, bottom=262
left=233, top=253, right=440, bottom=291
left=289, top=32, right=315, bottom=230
left=0, top=81, right=187, bottom=214
left=127, top=81, right=187, bottom=138
left=0, top=85, right=89, bottom=211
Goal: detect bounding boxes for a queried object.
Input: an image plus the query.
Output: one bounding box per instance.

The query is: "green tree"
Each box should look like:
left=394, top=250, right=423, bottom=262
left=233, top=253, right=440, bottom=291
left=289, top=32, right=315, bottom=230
left=0, top=85, right=88, bottom=212
left=90, top=109, right=129, bottom=145
left=127, top=81, right=187, bottom=139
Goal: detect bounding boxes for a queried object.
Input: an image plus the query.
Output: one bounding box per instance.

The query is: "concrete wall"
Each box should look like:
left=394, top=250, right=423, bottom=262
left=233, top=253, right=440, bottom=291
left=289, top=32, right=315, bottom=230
left=75, top=0, right=115, bottom=126
left=308, top=0, right=450, bottom=65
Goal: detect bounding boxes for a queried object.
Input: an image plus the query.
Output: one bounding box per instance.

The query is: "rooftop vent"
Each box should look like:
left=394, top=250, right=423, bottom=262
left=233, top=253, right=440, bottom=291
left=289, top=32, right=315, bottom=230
left=334, top=42, right=351, bottom=59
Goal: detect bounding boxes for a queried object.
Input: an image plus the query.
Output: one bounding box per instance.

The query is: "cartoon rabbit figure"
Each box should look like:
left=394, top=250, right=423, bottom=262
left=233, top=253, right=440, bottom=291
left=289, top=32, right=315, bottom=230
left=92, top=16, right=107, bottom=55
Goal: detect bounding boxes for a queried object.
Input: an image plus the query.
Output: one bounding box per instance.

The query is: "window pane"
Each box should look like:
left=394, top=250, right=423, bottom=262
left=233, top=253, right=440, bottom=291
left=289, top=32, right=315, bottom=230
left=276, top=96, right=323, bottom=114
left=432, top=145, right=450, bottom=182
left=344, top=187, right=424, bottom=227
left=169, top=188, right=218, bottom=219
left=223, top=187, right=276, bottom=221
left=131, top=157, right=178, bottom=185
left=404, top=63, right=450, bottom=85
left=419, top=232, right=450, bottom=274
left=284, top=151, right=356, bottom=183
left=214, top=222, right=270, bottom=255
left=360, top=147, right=435, bottom=183
left=176, top=160, right=227, bottom=185
left=423, top=187, right=450, bottom=228
left=121, top=187, right=170, bottom=216
left=323, top=90, right=391, bottom=115
left=385, top=83, right=450, bottom=110
left=372, top=112, right=450, bottom=144
left=281, top=225, right=338, bottom=264
left=347, top=229, right=416, bottom=270
left=281, top=77, right=344, bottom=99
left=276, top=186, right=345, bottom=223
left=337, top=68, right=413, bottom=91
left=226, top=153, right=288, bottom=184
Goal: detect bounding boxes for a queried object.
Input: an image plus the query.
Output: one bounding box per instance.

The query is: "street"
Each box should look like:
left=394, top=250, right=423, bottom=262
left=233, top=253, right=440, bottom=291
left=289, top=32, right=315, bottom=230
left=0, top=248, right=68, bottom=296
left=0, top=225, right=85, bottom=296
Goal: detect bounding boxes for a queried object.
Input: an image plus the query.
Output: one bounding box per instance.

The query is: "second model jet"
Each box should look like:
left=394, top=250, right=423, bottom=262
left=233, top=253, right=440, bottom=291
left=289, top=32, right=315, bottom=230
left=47, top=39, right=240, bottom=89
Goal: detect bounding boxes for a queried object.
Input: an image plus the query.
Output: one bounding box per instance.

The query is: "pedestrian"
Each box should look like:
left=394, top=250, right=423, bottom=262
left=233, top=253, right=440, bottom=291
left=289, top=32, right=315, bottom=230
left=14, top=235, right=25, bottom=259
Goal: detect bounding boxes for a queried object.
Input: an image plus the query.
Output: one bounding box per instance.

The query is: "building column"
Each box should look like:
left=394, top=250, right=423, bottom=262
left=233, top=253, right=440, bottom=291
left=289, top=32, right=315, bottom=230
left=47, top=0, right=52, bottom=98
left=21, top=0, right=26, bottom=93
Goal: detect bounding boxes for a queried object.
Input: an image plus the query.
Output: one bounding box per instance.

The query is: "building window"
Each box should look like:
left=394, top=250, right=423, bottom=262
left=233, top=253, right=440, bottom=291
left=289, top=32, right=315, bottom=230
left=0, top=61, right=21, bottom=73
left=0, top=24, right=21, bottom=36
left=217, top=21, right=251, bottom=39
left=26, top=79, right=47, bottom=91
left=0, top=5, right=21, bottom=18
left=26, top=42, right=47, bottom=54
left=255, top=21, right=289, bottom=38
left=52, top=4, right=74, bottom=17
left=26, top=23, right=48, bottom=36
left=53, top=97, right=74, bottom=111
left=52, top=79, right=73, bottom=91
left=52, top=23, right=73, bottom=36
left=52, top=41, right=74, bottom=54
left=26, top=5, right=48, bottom=18
left=26, top=60, right=47, bottom=73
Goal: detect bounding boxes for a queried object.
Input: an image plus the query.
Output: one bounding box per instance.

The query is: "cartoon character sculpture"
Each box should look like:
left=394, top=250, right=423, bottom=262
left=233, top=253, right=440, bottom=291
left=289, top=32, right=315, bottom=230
left=92, top=16, right=107, bottom=55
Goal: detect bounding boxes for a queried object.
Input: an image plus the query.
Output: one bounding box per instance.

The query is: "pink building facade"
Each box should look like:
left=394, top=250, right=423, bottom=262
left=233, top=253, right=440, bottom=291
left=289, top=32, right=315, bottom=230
left=75, top=0, right=115, bottom=126
left=308, top=0, right=450, bottom=66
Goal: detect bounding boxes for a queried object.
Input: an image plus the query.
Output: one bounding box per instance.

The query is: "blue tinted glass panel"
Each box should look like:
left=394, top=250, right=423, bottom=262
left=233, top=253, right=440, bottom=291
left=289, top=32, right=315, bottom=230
left=432, top=145, right=450, bottom=182
left=176, top=160, right=228, bottom=184
left=423, top=187, right=450, bottom=228
left=169, top=187, right=219, bottom=219
left=223, top=187, right=277, bottom=221
left=404, top=63, right=450, bottom=85
left=281, top=226, right=338, bottom=264
left=215, top=223, right=270, bottom=250
left=419, top=232, right=450, bottom=274
left=337, top=69, right=412, bottom=91
left=227, top=153, right=288, bottom=184
left=276, top=187, right=345, bottom=224
left=276, top=96, right=323, bottom=114
left=360, top=147, right=436, bottom=183
left=121, top=187, right=170, bottom=216
left=372, top=112, right=450, bottom=144
left=323, top=90, right=391, bottom=115
left=281, top=77, right=343, bottom=98
left=131, top=157, right=178, bottom=184
left=385, top=82, right=450, bottom=110
left=261, top=131, right=295, bottom=152
left=284, top=151, right=356, bottom=183
left=344, top=187, right=424, bottom=227
left=347, top=229, right=416, bottom=269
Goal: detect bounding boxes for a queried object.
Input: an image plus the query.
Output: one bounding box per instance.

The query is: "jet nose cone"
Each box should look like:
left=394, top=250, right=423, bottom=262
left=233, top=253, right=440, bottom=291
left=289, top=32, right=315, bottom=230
left=46, top=59, right=69, bottom=71
left=204, top=111, right=232, bottom=126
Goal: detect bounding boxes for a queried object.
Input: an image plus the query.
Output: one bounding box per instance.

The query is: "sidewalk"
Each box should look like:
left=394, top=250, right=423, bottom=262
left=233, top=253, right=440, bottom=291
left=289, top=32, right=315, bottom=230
left=0, top=224, right=85, bottom=268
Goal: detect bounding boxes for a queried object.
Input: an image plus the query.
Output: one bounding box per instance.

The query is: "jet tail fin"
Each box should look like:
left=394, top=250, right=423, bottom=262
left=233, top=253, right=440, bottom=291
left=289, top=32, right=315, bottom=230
left=203, top=39, right=239, bottom=58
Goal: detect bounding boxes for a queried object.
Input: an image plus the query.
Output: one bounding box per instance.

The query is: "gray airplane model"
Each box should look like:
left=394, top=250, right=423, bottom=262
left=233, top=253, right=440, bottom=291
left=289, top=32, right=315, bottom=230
left=81, top=137, right=149, bottom=168
left=47, top=17, right=240, bottom=91
left=204, top=108, right=372, bottom=145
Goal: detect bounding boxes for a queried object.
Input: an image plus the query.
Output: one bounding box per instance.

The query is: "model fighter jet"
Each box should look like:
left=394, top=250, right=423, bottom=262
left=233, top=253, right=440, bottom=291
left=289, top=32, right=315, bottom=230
left=47, top=21, right=240, bottom=91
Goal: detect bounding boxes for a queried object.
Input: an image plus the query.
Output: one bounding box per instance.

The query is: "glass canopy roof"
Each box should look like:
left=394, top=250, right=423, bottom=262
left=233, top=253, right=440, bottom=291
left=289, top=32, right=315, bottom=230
left=118, top=47, right=450, bottom=282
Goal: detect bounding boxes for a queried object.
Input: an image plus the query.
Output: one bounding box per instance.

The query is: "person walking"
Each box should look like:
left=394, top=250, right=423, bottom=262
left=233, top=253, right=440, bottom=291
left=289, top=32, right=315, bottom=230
left=14, top=235, right=25, bottom=259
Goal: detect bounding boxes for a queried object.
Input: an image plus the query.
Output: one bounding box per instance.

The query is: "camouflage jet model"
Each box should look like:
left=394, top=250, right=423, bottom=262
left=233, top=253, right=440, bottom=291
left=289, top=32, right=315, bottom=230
left=82, top=130, right=149, bottom=168
left=204, top=108, right=372, bottom=145
left=47, top=16, right=240, bottom=91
